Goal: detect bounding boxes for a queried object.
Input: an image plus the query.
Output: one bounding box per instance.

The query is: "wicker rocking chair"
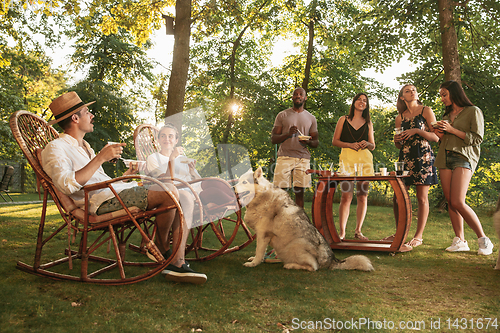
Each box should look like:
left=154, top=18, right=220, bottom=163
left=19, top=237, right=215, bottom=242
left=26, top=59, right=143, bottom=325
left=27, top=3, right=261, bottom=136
left=10, top=111, right=184, bottom=285
left=133, top=124, right=255, bottom=261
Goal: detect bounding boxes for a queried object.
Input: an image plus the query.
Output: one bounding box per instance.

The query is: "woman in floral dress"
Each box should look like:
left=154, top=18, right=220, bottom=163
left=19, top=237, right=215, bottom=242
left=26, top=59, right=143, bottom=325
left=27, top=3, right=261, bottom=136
left=392, top=84, right=439, bottom=248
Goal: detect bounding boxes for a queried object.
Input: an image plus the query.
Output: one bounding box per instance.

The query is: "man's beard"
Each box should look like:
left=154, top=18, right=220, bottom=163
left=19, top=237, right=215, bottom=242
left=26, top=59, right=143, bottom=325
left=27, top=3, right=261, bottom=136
left=293, top=101, right=304, bottom=108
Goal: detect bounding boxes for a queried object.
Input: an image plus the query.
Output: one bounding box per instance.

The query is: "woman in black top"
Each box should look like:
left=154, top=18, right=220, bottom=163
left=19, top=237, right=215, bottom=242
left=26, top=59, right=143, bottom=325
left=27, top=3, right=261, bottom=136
left=332, top=93, right=375, bottom=240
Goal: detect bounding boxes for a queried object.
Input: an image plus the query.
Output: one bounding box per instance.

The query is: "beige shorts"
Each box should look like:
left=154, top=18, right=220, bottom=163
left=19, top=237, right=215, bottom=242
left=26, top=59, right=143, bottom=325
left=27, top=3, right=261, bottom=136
left=273, top=156, right=311, bottom=189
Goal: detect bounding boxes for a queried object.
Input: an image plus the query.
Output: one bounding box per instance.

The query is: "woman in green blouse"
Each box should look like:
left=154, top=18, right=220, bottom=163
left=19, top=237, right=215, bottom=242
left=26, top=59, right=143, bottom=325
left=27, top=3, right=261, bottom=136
left=434, top=80, right=494, bottom=255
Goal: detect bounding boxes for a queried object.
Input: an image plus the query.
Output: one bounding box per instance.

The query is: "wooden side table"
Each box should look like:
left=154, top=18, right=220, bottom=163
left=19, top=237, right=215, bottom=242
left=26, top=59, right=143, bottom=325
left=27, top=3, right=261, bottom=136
left=307, top=170, right=412, bottom=252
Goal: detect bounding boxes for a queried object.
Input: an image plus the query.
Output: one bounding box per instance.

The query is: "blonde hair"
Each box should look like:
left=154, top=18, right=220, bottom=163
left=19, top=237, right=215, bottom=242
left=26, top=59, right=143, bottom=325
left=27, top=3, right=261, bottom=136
left=397, top=84, right=422, bottom=114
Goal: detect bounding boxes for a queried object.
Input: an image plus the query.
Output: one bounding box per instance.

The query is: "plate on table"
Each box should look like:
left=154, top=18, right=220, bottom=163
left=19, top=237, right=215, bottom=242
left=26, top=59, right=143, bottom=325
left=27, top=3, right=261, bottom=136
left=337, top=172, right=351, bottom=177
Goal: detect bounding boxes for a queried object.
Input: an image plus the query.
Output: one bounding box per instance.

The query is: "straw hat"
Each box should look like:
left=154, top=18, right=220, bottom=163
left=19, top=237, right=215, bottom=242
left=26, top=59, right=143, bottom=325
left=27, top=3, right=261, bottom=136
left=48, top=92, right=95, bottom=125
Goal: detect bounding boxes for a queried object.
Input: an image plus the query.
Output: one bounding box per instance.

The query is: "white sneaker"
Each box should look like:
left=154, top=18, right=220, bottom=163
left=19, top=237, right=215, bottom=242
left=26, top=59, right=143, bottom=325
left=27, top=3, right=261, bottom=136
left=446, top=237, right=470, bottom=252
left=477, top=237, right=494, bottom=255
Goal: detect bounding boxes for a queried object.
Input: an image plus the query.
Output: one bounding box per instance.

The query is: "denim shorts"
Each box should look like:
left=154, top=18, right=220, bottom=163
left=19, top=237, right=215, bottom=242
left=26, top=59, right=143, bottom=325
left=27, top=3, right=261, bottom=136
left=445, top=151, right=471, bottom=170
left=96, top=186, right=149, bottom=215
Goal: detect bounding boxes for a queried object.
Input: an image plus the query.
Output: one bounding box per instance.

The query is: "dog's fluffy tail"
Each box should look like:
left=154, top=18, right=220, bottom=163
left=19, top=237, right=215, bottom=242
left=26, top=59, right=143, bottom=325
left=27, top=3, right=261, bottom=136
left=330, top=255, right=374, bottom=272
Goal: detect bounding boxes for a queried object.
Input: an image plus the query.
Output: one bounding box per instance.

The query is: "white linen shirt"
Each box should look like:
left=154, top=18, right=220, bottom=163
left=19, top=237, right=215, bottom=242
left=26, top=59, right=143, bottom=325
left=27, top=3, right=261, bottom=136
left=146, top=152, right=202, bottom=193
left=41, top=133, right=137, bottom=214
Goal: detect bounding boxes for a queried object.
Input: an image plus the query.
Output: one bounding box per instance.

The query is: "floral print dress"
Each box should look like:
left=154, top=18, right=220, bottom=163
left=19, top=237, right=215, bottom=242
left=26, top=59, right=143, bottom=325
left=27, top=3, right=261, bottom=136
left=398, top=109, right=438, bottom=186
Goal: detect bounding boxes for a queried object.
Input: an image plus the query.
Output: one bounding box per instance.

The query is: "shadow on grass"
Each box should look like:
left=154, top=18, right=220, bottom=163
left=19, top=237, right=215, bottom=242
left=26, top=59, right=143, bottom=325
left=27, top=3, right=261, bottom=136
left=0, top=201, right=499, bottom=332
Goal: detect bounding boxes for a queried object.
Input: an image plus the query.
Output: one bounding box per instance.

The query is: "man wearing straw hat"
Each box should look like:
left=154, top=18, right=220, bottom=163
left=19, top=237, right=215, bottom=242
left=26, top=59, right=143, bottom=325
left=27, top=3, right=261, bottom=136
left=42, top=91, right=207, bottom=284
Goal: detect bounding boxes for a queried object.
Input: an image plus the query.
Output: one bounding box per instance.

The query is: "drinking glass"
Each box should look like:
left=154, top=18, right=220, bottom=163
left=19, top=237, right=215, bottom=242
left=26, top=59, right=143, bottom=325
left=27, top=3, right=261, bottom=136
left=108, top=141, right=120, bottom=163
left=395, top=161, right=405, bottom=176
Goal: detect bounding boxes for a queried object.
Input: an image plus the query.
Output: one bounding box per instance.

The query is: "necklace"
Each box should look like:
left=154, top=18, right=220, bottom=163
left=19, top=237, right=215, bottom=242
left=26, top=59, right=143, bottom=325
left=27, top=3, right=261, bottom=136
left=346, top=118, right=367, bottom=142
left=403, top=106, right=424, bottom=120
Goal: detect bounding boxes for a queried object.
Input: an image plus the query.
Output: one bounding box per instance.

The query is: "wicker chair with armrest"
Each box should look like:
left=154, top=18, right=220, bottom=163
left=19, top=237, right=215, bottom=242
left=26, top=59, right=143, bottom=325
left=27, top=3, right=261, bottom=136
left=133, top=124, right=255, bottom=261
left=10, top=111, right=184, bottom=285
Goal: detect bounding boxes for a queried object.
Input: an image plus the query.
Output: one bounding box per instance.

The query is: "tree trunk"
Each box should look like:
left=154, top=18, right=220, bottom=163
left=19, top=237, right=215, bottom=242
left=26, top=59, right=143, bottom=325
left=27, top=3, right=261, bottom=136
left=438, top=0, right=461, bottom=83
left=302, top=17, right=314, bottom=94
left=221, top=26, right=248, bottom=144
left=165, top=0, right=191, bottom=120
left=221, top=1, right=268, bottom=144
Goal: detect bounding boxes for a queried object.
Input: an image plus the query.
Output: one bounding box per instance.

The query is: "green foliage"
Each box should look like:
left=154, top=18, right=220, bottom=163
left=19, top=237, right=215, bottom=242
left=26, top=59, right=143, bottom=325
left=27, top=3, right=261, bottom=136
left=1, top=0, right=499, bottom=210
left=0, top=6, right=68, bottom=161
left=186, top=0, right=287, bottom=171
left=370, top=105, right=400, bottom=167
left=67, top=81, right=138, bottom=177
left=69, top=25, right=154, bottom=87
left=347, top=0, right=500, bottom=208
left=187, top=0, right=398, bottom=180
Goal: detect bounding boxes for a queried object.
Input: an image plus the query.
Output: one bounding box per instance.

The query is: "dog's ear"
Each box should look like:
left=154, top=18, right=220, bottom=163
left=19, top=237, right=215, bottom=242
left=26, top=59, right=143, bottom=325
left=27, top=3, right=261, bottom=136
left=254, top=166, right=263, bottom=180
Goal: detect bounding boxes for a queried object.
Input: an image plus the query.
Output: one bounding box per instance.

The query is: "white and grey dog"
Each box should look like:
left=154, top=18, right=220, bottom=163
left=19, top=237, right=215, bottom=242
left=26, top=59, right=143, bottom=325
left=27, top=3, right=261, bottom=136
left=494, top=195, right=500, bottom=270
left=234, top=167, right=374, bottom=272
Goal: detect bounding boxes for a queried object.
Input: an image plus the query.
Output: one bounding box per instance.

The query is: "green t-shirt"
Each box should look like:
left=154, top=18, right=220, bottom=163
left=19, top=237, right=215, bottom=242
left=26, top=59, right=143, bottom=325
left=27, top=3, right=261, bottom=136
left=435, top=106, right=484, bottom=172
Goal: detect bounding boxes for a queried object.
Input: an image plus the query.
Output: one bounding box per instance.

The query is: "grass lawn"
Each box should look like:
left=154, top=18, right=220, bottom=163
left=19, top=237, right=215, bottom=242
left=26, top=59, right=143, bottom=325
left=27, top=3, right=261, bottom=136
left=0, top=192, right=45, bottom=203
left=0, top=196, right=499, bottom=332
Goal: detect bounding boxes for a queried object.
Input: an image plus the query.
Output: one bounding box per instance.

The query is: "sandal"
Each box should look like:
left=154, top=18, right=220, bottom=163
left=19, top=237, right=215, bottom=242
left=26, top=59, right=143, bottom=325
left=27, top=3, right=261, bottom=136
left=381, top=234, right=395, bottom=241
left=354, top=232, right=369, bottom=241
left=406, top=238, right=423, bottom=247
left=400, top=243, right=413, bottom=252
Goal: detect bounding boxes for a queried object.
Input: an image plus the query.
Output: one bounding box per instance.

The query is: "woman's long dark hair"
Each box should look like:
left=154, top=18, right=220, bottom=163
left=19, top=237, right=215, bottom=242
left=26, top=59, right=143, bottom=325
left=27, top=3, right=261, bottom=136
left=348, top=93, right=371, bottom=123
left=440, top=80, right=474, bottom=116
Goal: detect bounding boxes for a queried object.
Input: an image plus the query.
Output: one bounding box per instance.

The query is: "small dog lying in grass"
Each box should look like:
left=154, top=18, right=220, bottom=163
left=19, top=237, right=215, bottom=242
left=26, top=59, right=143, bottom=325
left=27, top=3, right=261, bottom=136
left=234, top=167, right=374, bottom=272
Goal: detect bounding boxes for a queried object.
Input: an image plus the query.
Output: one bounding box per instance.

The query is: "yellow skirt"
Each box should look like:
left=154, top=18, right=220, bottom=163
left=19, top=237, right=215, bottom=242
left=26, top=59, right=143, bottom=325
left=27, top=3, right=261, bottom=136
left=339, top=148, right=374, bottom=176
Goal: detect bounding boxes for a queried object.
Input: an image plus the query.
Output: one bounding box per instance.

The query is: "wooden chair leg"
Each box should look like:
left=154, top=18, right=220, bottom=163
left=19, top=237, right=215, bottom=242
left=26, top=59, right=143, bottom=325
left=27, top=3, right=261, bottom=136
left=34, top=192, right=50, bottom=269
left=109, top=225, right=126, bottom=280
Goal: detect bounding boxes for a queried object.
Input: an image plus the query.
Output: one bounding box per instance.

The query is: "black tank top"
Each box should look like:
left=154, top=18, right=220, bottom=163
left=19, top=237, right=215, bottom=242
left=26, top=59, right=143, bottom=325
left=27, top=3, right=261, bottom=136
left=339, top=116, right=369, bottom=143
